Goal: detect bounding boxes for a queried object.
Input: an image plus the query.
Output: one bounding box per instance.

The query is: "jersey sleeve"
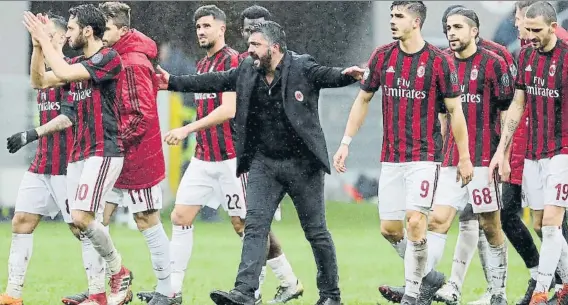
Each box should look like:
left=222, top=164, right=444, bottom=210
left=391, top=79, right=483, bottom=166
left=515, top=48, right=529, bottom=90
left=491, top=57, right=514, bottom=110
left=80, top=49, right=122, bottom=84
left=436, top=54, right=461, bottom=98
left=360, top=48, right=382, bottom=92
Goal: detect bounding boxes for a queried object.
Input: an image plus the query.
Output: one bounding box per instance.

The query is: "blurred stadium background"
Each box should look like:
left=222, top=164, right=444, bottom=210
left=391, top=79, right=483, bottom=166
left=0, top=1, right=562, bottom=304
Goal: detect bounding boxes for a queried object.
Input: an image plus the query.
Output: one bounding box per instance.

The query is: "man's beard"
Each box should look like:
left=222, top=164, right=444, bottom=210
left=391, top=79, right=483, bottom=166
left=199, top=38, right=214, bottom=50
left=451, top=40, right=469, bottom=52
left=255, top=49, right=272, bottom=72
left=70, top=33, right=86, bottom=50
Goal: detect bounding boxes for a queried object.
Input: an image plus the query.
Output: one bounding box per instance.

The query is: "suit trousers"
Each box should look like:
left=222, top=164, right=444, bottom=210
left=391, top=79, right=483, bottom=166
left=234, top=153, right=340, bottom=299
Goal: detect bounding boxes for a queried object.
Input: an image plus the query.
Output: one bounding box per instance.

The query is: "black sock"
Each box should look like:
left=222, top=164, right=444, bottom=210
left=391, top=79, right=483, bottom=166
left=500, top=183, right=540, bottom=269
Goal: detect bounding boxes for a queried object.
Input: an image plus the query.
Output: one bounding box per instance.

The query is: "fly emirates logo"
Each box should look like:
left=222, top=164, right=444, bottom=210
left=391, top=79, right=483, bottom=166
left=526, top=76, right=559, bottom=98
left=69, top=82, right=92, bottom=102
left=460, top=85, right=481, bottom=103
left=383, top=77, right=426, bottom=99
left=38, top=91, right=60, bottom=111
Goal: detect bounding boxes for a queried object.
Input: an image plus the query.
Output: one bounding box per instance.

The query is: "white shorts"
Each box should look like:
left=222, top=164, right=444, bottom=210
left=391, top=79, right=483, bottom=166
left=106, top=185, right=163, bottom=214
left=435, top=166, right=501, bottom=214
left=522, top=155, right=568, bottom=209
left=522, top=159, right=543, bottom=210
left=378, top=162, right=440, bottom=220
left=176, top=157, right=246, bottom=218
left=67, top=157, right=124, bottom=214
left=15, top=172, right=72, bottom=223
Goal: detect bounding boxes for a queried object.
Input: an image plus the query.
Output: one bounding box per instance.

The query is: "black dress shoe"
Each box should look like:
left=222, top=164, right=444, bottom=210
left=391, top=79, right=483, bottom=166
left=210, top=289, right=256, bottom=305
left=315, top=297, right=342, bottom=305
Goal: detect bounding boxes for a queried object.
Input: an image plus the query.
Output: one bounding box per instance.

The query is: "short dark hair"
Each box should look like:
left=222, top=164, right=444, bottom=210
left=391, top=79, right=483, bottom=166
left=240, top=5, right=272, bottom=27
left=250, top=20, right=287, bottom=52
left=447, top=8, right=480, bottom=28
left=46, top=12, right=67, bottom=32
left=390, top=1, right=427, bottom=28
left=193, top=5, right=226, bottom=24
left=68, top=4, right=107, bottom=39
left=99, top=2, right=131, bottom=28
left=442, top=5, right=465, bottom=33
left=526, top=1, right=557, bottom=25
left=516, top=0, right=540, bottom=11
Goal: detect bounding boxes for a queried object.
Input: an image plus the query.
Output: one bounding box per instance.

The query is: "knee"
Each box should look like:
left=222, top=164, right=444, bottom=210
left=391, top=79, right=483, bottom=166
left=480, top=216, right=501, bottom=239
left=134, top=210, right=159, bottom=231
left=380, top=223, right=404, bottom=243
left=302, top=224, right=330, bottom=242
left=170, top=207, right=195, bottom=227
left=406, top=212, right=425, bottom=231
left=68, top=223, right=82, bottom=240
left=230, top=217, right=245, bottom=237
left=71, top=210, right=93, bottom=231
left=428, top=213, right=452, bottom=234
left=11, top=213, right=38, bottom=234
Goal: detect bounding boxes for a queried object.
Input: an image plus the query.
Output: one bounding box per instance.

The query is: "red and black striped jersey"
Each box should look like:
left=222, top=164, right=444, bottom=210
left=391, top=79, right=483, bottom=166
left=193, top=45, right=240, bottom=162
left=64, top=48, right=123, bottom=162
left=442, top=47, right=514, bottom=167
left=361, top=41, right=461, bottom=163
left=28, top=83, right=74, bottom=175
left=516, top=40, right=568, bottom=160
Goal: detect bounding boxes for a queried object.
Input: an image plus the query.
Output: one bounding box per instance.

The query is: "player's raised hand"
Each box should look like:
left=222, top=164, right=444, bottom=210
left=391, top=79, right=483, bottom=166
left=333, top=145, right=349, bottom=173
left=488, top=150, right=505, bottom=184
left=6, top=129, right=39, bottom=154
left=456, top=157, right=474, bottom=187
left=164, top=127, right=190, bottom=146
left=156, top=65, right=170, bottom=90
left=23, top=11, right=49, bottom=44
left=341, top=66, right=366, bottom=80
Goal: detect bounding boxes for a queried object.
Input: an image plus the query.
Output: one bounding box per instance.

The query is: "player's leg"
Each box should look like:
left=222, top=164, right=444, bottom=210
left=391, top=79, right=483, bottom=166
left=404, top=162, right=443, bottom=304
left=415, top=166, right=464, bottom=305
left=119, top=185, right=172, bottom=305
left=500, top=180, right=540, bottom=305
left=436, top=205, right=481, bottom=305
left=69, top=157, right=130, bottom=305
left=531, top=155, right=568, bottom=304
left=102, top=202, right=118, bottom=227
left=265, top=230, right=304, bottom=304
left=163, top=158, right=212, bottom=300
left=0, top=172, right=50, bottom=304
left=61, top=162, right=105, bottom=305
left=377, top=163, right=407, bottom=303
left=471, top=167, right=507, bottom=304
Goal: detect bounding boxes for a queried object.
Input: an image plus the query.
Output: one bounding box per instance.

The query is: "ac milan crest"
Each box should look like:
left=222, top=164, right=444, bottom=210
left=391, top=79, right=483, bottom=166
left=417, top=66, right=425, bottom=78
left=295, top=91, right=304, bottom=102
left=470, top=68, right=478, bottom=81
left=549, top=64, right=556, bottom=76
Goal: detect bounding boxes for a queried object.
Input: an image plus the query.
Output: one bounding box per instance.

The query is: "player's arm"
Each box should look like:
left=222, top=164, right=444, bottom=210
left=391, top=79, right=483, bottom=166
left=168, top=68, right=238, bottom=93
left=186, top=92, right=236, bottom=134
left=439, top=113, right=449, bottom=146
left=6, top=99, right=74, bottom=154
left=303, top=56, right=359, bottom=88
left=120, top=66, right=158, bottom=144
left=497, top=90, right=525, bottom=152
left=492, top=55, right=520, bottom=153
left=29, top=45, right=67, bottom=89
left=439, top=56, right=470, bottom=162
left=39, top=40, right=91, bottom=82
left=184, top=55, right=240, bottom=133
left=444, top=97, right=470, bottom=160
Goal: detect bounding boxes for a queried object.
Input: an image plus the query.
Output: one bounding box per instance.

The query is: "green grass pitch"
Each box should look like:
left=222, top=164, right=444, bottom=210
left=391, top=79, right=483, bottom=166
left=0, top=201, right=537, bottom=304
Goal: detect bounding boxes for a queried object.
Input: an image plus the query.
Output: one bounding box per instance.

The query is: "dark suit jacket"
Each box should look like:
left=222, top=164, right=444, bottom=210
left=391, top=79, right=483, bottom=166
left=168, top=51, right=357, bottom=176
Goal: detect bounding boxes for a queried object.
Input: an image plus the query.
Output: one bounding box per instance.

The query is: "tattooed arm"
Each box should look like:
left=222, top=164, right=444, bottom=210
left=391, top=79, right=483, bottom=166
left=498, top=89, right=526, bottom=152
left=501, top=111, right=512, bottom=160
left=35, top=114, right=73, bottom=137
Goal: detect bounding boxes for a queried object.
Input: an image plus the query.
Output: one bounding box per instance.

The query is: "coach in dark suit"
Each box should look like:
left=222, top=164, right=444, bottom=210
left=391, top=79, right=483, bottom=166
left=158, top=21, right=363, bottom=305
